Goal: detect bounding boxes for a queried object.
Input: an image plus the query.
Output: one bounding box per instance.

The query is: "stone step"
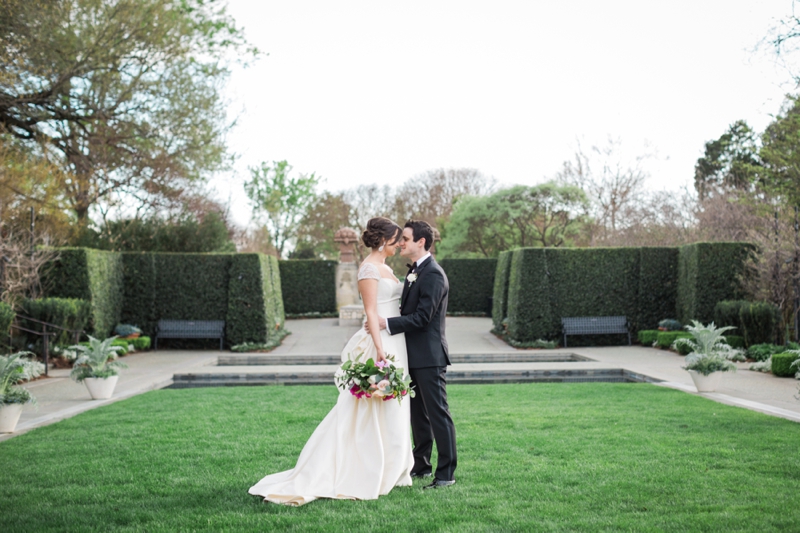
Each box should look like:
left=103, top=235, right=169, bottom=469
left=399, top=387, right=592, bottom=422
left=216, top=352, right=592, bottom=366
left=169, top=367, right=660, bottom=388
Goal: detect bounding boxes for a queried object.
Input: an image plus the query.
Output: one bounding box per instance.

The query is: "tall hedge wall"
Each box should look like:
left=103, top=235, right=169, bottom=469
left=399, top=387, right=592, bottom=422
left=637, top=247, right=679, bottom=330
left=226, top=254, right=285, bottom=345
left=279, top=260, right=336, bottom=316
left=44, top=248, right=123, bottom=338
left=439, top=258, right=497, bottom=315
left=491, top=251, right=513, bottom=330
left=44, top=249, right=284, bottom=345
left=677, top=242, right=754, bottom=324
left=499, top=243, right=752, bottom=344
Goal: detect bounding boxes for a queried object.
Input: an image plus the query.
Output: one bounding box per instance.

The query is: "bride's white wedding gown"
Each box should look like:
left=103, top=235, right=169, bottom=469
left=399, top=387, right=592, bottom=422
left=248, top=264, right=414, bottom=506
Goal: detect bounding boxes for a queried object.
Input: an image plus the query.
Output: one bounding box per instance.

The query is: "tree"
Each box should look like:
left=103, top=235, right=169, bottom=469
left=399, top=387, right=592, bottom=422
left=294, top=192, right=353, bottom=259
left=694, top=120, right=762, bottom=200
left=244, top=160, right=320, bottom=258
left=439, top=183, right=588, bottom=258
left=0, top=0, right=255, bottom=222
left=392, top=168, right=495, bottom=226
left=556, top=138, right=650, bottom=245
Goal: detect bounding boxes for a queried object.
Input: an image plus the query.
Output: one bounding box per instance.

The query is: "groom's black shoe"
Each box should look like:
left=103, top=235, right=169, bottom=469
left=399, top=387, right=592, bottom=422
left=423, top=478, right=455, bottom=490
left=410, top=472, right=432, bottom=479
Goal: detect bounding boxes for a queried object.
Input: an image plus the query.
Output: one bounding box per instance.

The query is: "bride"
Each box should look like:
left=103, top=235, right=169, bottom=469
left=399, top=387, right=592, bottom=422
left=249, top=217, right=414, bottom=506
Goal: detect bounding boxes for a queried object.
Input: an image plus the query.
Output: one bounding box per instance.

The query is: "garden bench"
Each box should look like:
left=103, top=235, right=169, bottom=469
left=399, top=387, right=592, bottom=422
left=154, top=320, right=225, bottom=350
left=561, top=316, right=631, bottom=347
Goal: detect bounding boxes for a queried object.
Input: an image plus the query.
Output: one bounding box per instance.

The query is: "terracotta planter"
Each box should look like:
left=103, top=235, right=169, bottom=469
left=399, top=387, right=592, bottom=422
left=122, top=333, right=140, bottom=339
left=688, top=370, right=722, bottom=392
left=0, top=403, right=24, bottom=433
left=84, top=375, right=119, bottom=400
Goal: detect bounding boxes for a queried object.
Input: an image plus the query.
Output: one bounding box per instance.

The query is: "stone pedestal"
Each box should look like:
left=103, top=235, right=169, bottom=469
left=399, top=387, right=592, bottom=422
left=336, top=262, right=360, bottom=309
left=339, top=304, right=365, bottom=327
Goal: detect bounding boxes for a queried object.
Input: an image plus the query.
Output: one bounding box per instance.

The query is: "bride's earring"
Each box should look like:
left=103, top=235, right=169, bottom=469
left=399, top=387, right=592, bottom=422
left=378, top=244, right=385, bottom=252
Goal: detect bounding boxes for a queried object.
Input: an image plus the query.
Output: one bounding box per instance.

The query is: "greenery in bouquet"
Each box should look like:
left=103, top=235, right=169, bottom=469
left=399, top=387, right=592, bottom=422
left=336, top=354, right=414, bottom=403
left=0, top=352, right=44, bottom=405
left=69, top=336, right=128, bottom=382
left=679, top=321, right=739, bottom=376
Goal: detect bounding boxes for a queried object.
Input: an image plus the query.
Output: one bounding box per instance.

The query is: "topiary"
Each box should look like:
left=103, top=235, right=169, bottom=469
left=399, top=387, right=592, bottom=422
left=131, top=336, right=151, bottom=350
left=656, top=331, right=692, bottom=349
left=771, top=352, right=800, bottom=377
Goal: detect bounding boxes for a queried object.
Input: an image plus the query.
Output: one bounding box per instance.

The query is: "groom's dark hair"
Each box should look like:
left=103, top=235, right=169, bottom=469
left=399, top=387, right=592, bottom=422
left=405, top=220, right=434, bottom=251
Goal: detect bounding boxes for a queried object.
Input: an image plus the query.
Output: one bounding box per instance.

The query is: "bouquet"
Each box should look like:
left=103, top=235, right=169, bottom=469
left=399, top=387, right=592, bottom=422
left=336, top=354, right=415, bottom=403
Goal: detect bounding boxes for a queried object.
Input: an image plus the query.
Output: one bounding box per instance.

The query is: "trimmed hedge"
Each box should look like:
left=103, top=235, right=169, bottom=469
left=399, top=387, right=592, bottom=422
left=747, top=343, right=783, bottom=362
left=227, top=254, right=285, bottom=345
left=279, top=260, right=336, bottom=316
left=491, top=251, right=513, bottom=331
left=20, top=298, right=91, bottom=345
left=43, top=248, right=124, bottom=338
left=439, top=258, right=497, bottom=315
left=500, top=243, right=752, bottom=345
left=637, top=330, right=659, bottom=346
left=739, top=301, right=780, bottom=346
left=506, top=249, right=552, bottom=342
left=0, top=302, right=14, bottom=339
left=656, top=331, right=692, bottom=349
left=45, top=249, right=285, bottom=348
left=677, top=242, right=753, bottom=325
left=771, top=352, right=800, bottom=377
left=638, top=247, right=679, bottom=330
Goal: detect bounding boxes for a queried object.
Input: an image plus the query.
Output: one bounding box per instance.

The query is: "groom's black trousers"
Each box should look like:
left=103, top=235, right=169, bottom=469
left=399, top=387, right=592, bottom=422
left=409, top=366, right=457, bottom=481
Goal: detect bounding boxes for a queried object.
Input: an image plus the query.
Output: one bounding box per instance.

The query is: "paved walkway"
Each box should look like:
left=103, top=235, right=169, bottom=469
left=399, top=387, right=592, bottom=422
left=3, top=317, right=799, bottom=442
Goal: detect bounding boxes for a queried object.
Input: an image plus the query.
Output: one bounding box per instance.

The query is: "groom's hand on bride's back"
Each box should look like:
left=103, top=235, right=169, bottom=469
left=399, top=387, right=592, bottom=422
left=364, top=317, right=387, bottom=333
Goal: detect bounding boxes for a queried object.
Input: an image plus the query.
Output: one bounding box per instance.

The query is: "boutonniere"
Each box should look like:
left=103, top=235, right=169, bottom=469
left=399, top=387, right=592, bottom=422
left=407, top=273, right=418, bottom=285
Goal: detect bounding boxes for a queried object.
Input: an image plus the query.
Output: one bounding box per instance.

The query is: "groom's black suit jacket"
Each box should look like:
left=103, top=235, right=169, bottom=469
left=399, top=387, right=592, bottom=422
left=387, top=256, right=450, bottom=369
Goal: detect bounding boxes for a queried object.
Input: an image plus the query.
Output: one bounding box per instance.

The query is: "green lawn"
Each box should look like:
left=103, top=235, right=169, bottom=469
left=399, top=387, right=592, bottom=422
left=2, top=383, right=799, bottom=532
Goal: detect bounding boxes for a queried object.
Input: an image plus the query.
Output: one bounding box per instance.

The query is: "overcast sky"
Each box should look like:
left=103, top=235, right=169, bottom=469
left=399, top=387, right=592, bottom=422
left=214, top=1, right=798, bottom=227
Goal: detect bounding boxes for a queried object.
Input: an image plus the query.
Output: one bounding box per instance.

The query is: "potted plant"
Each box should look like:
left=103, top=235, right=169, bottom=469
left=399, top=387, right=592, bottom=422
left=0, top=352, right=43, bottom=433
left=69, top=336, right=127, bottom=400
left=676, top=321, right=738, bottom=392
left=114, top=324, right=142, bottom=339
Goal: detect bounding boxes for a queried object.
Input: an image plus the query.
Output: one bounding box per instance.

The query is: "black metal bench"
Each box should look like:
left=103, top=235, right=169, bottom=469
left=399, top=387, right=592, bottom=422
left=154, top=320, right=225, bottom=350
left=561, top=316, right=631, bottom=347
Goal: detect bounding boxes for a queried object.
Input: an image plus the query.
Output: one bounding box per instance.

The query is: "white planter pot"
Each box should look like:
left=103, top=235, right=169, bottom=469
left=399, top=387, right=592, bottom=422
left=688, top=370, right=722, bottom=392
left=84, top=375, right=119, bottom=400
left=0, top=403, right=24, bottom=433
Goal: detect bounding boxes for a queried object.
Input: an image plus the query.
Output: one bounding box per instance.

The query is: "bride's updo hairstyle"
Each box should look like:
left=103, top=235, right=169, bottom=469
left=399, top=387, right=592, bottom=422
left=362, top=217, right=401, bottom=250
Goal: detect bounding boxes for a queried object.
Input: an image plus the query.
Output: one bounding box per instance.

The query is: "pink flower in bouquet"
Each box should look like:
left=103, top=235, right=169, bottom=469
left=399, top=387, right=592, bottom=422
left=382, top=394, right=395, bottom=401
left=401, top=390, right=407, bottom=396
left=377, top=379, right=390, bottom=390
left=376, top=360, right=388, bottom=369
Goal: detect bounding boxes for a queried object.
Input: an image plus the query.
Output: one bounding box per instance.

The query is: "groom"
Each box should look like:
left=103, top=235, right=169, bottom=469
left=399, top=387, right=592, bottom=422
left=376, top=219, right=457, bottom=489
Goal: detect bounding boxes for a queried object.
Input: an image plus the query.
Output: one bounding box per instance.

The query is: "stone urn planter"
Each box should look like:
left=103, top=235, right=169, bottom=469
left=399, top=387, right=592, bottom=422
left=687, top=370, right=722, bottom=393
left=0, top=404, right=24, bottom=433
left=84, top=375, right=119, bottom=400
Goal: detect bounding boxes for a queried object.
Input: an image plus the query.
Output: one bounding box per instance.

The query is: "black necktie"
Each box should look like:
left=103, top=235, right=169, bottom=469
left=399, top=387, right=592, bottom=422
left=406, top=262, right=416, bottom=274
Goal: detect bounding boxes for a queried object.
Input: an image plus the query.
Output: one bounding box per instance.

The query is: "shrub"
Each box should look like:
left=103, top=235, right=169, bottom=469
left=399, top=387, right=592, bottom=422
left=746, top=343, right=782, bottom=362
left=0, top=302, right=15, bottom=338
left=658, top=319, right=682, bottom=331
left=120, top=253, right=157, bottom=336
left=637, top=330, right=659, bottom=346
left=110, top=339, right=130, bottom=355
left=154, top=253, right=230, bottom=323
left=771, top=352, right=800, bottom=377
left=20, top=298, right=91, bottom=346
left=724, top=335, right=745, bottom=349
left=676, top=242, right=753, bottom=325
left=132, top=336, right=151, bottom=350
left=714, top=300, right=746, bottom=333
left=491, top=251, right=513, bottom=332
left=656, top=331, right=692, bottom=349
left=43, top=248, right=124, bottom=338
left=506, top=249, right=553, bottom=342
left=739, top=301, right=780, bottom=346
left=279, top=260, right=336, bottom=316
left=439, top=258, right=497, bottom=315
